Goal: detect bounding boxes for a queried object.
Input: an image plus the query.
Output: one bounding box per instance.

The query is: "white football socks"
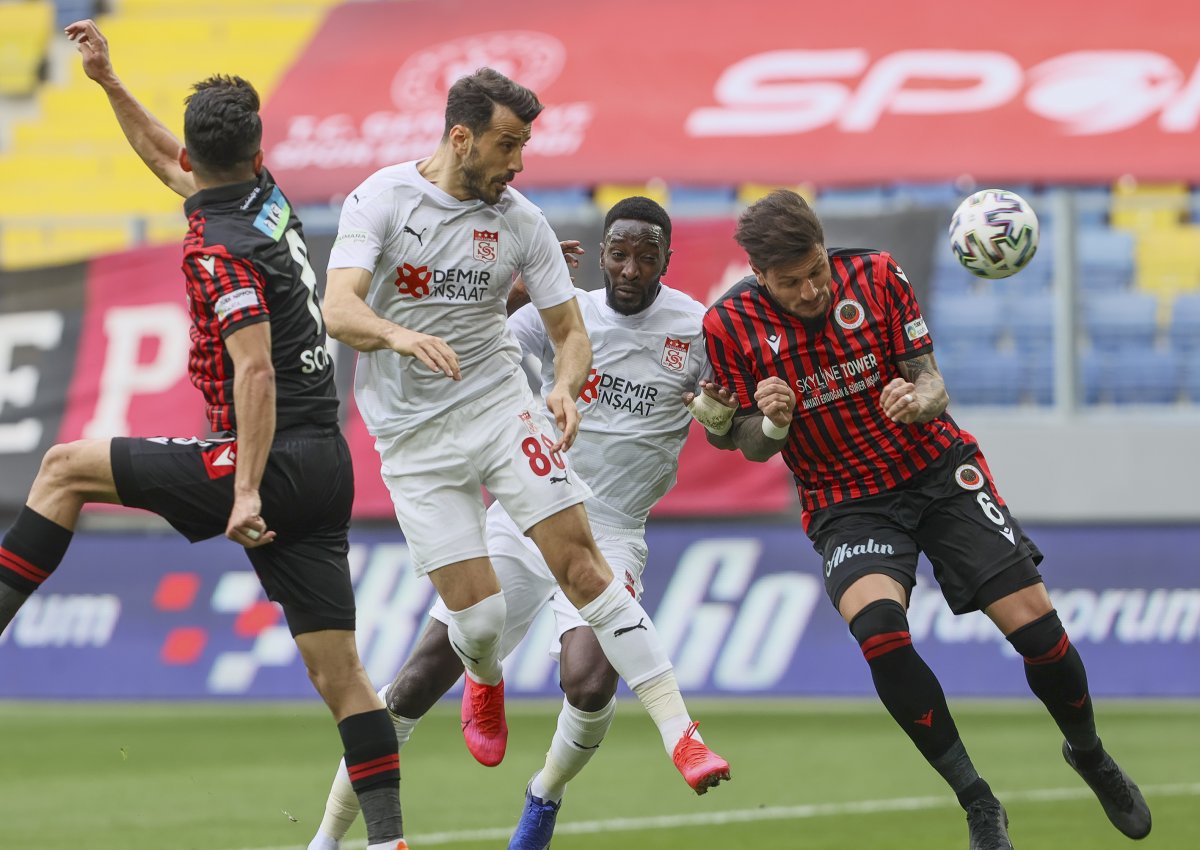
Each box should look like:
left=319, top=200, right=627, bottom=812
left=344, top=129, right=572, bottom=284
left=577, top=579, right=693, bottom=753
left=530, top=697, right=616, bottom=803
left=446, top=591, right=506, bottom=686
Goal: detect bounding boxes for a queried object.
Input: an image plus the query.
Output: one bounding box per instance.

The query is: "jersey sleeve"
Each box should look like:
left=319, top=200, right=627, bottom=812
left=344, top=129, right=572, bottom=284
left=702, top=307, right=757, bottom=415
left=328, top=185, right=389, bottom=272
left=517, top=215, right=575, bottom=310
left=185, top=250, right=269, bottom=337
left=880, top=252, right=933, bottom=360
left=506, top=298, right=553, bottom=361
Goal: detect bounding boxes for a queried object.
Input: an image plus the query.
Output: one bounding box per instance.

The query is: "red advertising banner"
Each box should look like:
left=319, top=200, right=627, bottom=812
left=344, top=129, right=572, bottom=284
left=261, top=0, right=1200, bottom=203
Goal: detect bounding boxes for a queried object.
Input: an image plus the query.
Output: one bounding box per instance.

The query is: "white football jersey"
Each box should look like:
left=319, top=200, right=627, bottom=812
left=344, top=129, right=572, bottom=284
left=508, top=285, right=708, bottom=527
left=329, top=161, right=576, bottom=437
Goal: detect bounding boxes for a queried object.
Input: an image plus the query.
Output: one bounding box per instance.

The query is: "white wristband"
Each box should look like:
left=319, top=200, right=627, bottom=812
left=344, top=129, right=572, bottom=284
left=761, top=417, right=790, bottom=440
left=687, top=392, right=734, bottom=436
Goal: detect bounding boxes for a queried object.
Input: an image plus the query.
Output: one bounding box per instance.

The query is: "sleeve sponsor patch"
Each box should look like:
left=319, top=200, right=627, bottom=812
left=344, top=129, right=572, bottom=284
left=215, top=287, right=261, bottom=321
left=334, top=229, right=370, bottom=246
left=905, top=317, right=928, bottom=340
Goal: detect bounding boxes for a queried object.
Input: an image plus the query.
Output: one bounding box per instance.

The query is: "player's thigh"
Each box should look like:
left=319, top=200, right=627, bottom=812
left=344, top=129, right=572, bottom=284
left=915, top=454, right=1044, bottom=615
left=375, top=424, right=489, bottom=577
left=808, top=503, right=920, bottom=620
left=525, top=504, right=611, bottom=605
left=546, top=527, right=648, bottom=642
left=35, top=439, right=120, bottom=502
left=475, top=387, right=593, bottom=535
left=426, top=557, right=501, bottom=611
left=110, top=435, right=238, bottom=540
left=247, top=532, right=357, bottom=635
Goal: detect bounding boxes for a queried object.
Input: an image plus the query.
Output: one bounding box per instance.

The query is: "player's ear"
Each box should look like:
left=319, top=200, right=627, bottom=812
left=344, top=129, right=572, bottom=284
left=750, top=262, right=766, bottom=286
left=252, top=149, right=264, bottom=174
left=662, top=247, right=673, bottom=277
left=179, top=147, right=193, bottom=173
left=449, top=123, right=472, bottom=156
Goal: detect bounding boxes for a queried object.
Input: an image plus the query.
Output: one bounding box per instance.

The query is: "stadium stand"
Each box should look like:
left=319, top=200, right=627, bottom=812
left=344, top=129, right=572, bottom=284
left=1083, top=291, right=1159, bottom=351
left=0, top=0, right=53, bottom=97
left=1077, top=227, right=1135, bottom=291
left=0, top=0, right=339, bottom=270
left=1168, top=293, right=1200, bottom=353
left=1110, top=180, right=1189, bottom=231
left=931, top=292, right=1005, bottom=353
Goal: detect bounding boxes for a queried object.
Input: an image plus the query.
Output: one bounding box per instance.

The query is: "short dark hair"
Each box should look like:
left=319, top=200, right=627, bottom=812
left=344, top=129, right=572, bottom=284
left=734, top=189, right=825, bottom=271
left=604, top=196, right=672, bottom=243
left=444, top=67, right=544, bottom=138
left=183, top=75, right=262, bottom=177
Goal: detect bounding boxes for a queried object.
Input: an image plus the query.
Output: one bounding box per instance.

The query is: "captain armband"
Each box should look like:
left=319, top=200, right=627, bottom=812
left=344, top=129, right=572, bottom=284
left=686, top=393, right=735, bottom=436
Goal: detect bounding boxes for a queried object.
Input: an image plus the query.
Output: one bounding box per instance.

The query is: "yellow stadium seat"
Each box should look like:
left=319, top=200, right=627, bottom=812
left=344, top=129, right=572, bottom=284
left=0, top=222, right=134, bottom=271
left=594, top=183, right=669, bottom=213
left=737, top=182, right=817, bottom=206
left=1110, top=181, right=1189, bottom=231
left=0, top=0, right=53, bottom=96
left=1135, top=226, right=1200, bottom=307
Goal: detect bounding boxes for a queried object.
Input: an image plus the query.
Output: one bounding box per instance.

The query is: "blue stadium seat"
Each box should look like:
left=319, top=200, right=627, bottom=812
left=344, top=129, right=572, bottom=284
left=668, top=185, right=736, bottom=216
left=1183, top=351, right=1200, bottom=402
left=521, top=186, right=592, bottom=216
left=816, top=185, right=891, bottom=215
left=1076, top=227, right=1134, bottom=291
left=892, top=181, right=961, bottom=208
left=1083, top=292, right=1159, bottom=350
left=942, top=349, right=1021, bottom=406
left=1168, top=294, right=1200, bottom=353
left=930, top=265, right=978, bottom=296
left=1019, top=345, right=1055, bottom=406
left=1109, top=348, right=1182, bottom=404
left=1005, top=291, right=1055, bottom=352
left=1073, top=185, right=1112, bottom=226
left=931, top=293, right=1005, bottom=352
left=1081, top=348, right=1108, bottom=404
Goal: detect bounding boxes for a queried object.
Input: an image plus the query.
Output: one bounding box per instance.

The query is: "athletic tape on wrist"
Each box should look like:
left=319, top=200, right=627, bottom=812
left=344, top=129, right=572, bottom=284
left=686, top=393, right=734, bottom=435
left=761, top=417, right=790, bottom=440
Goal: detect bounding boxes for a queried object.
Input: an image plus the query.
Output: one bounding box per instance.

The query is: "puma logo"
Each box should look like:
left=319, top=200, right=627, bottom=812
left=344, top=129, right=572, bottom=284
left=1068, top=693, right=1089, bottom=709
left=614, top=619, right=648, bottom=637
left=915, top=709, right=934, bottom=727
left=461, top=718, right=471, bottom=731
left=549, top=473, right=569, bottom=484
left=403, top=225, right=428, bottom=245
left=572, top=740, right=602, bottom=751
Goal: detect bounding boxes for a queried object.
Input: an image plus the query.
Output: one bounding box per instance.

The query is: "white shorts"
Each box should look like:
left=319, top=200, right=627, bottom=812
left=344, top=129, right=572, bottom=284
left=430, top=501, right=649, bottom=660
left=375, top=372, right=591, bottom=575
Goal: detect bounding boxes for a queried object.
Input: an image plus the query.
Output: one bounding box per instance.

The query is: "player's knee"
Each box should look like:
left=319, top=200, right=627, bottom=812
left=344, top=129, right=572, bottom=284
left=37, top=442, right=87, bottom=492
left=560, top=647, right=618, bottom=710
left=848, top=599, right=910, bottom=651
left=1006, top=609, right=1069, bottom=662
left=551, top=546, right=610, bottom=601
left=447, top=591, right=507, bottom=648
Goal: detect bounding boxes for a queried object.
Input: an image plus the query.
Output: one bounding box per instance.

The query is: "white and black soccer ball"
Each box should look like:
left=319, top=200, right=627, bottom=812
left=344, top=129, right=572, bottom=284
left=948, top=189, right=1040, bottom=279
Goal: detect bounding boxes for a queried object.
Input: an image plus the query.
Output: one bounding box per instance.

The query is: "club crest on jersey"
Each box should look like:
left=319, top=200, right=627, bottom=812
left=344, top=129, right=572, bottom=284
left=473, top=229, right=499, bottom=263
left=834, top=298, right=866, bottom=330
left=661, top=337, right=690, bottom=372
left=954, top=463, right=985, bottom=491
left=518, top=410, right=539, bottom=435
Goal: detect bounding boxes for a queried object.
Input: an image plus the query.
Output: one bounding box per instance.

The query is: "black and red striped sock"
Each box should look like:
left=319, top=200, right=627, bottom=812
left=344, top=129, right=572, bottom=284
left=0, top=507, right=73, bottom=629
left=851, top=600, right=979, bottom=792
left=1007, top=610, right=1100, bottom=756
left=338, top=708, right=403, bottom=845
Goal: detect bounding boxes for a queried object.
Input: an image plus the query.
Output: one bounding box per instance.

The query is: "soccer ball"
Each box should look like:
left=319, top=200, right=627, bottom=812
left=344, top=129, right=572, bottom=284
left=948, top=189, right=1040, bottom=279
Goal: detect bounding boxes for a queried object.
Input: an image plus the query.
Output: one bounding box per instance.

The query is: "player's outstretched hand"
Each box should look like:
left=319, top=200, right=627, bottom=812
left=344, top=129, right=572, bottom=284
left=65, top=20, right=115, bottom=84
left=545, top=385, right=581, bottom=452
left=226, top=491, right=275, bottom=548
left=559, top=240, right=585, bottom=278
left=390, top=327, right=461, bottom=380
left=682, top=380, right=737, bottom=410
left=880, top=377, right=923, bottom=424
left=754, top=376, right=795, bottom=427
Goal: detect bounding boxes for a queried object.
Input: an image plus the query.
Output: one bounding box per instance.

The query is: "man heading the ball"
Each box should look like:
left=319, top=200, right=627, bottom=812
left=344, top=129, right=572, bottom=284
left=696, top=189, right=1150, bottom=850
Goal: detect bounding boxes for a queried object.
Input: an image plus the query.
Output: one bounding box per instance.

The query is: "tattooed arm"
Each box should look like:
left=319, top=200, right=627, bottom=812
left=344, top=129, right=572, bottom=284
left=701, top=376, right=794, bottom=461
left=879, top=351, right=949, bottom=424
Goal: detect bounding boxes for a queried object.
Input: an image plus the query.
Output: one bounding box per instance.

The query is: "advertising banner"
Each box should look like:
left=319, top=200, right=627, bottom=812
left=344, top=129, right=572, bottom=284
left=2, top=525, right=1196, bottom=699
left=259, top=0, right=1200, bottom=203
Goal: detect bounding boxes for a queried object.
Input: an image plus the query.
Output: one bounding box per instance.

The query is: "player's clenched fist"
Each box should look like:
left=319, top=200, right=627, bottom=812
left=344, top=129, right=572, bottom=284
left=754, top=376, right=795, bottom=427
left=879, top=377, right=923, bottom=424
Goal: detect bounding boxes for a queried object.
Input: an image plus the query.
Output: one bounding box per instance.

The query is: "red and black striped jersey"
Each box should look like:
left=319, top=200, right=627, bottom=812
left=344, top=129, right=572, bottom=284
left=181, top=168, right=338, bottom=433
left=704, top=248, right=974, bottom=524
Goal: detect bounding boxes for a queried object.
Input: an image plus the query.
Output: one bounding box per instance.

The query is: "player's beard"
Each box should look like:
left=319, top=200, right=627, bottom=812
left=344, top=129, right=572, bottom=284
left=604, top=271, right=660, bottom=316
left=462, top=149, right=507, bottom=205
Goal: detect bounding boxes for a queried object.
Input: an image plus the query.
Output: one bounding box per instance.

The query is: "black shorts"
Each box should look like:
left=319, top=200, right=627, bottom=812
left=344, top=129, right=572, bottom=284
left=807, top=442, right=1044, bottom=615
left=111, top=425, right=355, bottom=635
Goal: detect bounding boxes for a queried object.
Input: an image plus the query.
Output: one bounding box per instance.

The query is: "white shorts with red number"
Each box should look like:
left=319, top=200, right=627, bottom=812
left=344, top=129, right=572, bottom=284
left=374, top=372, right=591, bottom=576
left=429, top=500, right=648, bottom=659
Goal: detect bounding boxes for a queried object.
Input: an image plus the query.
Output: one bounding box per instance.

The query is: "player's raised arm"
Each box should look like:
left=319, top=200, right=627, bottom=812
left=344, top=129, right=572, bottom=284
left=65, top=19, right=196, bottom=198
left=536, top=296, right=591, bottom=451
left=324, top=266, right=461, bottom=380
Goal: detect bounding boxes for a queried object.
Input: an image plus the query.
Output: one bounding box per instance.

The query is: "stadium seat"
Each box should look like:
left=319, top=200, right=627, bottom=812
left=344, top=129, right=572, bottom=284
left=930, top=266, right=978, bottom=297
left=1134, top=225, right=1200, bottom=298
left=815, top=185, right=891, bottom=215
left=931, top=293, right=1005, bottom=352
left=1083, top=292, right=1159, bottom=350
left=1111, top=181, right=1188, bottom=231
left=1183, top=351, right=1200, bottom=402
left=737, top=182, right=816, bottom=207
left=1004, top=291, right=1055, bottom=352
left=891, top=181, right=961, bottom=208
left=1019, top=345, right=1055, bottom=406
left=668, top=185, right=737, bottom=217
left=1077, top=227, right=1134, bottom=292
left=0, top=0, right=53, bottom=97
left=1168, top=294, right=1200, bottom=353
left=1072, top=185, right=1112, bottom=226
left=1080, top=348, right=1108, bottom=405
left=1109, top=348, right=1182, bottom=405
left=941, top=349, right=1021, bottom=406
left=594, top=183, right=669, bottom=213
left=520, top=186, right=592, bottom=217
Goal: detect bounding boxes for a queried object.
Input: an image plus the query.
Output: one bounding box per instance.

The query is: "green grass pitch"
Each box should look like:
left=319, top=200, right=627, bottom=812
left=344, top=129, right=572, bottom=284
left=1, top=699, right=1196, bottom=849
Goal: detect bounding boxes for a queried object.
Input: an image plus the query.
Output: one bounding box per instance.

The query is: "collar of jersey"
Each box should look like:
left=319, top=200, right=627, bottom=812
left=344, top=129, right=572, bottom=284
left=185, top=169, right=270, bottom=215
